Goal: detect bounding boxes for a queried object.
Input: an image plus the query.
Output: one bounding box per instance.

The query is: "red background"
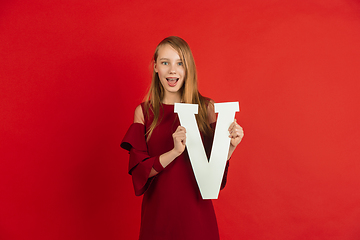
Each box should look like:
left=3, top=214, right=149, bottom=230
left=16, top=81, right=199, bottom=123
left=1, top=0, right=360, bottom=239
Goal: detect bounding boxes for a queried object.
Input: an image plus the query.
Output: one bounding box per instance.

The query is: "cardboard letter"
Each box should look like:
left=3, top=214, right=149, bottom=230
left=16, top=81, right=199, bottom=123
left=174, top=102, right=239, bottom=199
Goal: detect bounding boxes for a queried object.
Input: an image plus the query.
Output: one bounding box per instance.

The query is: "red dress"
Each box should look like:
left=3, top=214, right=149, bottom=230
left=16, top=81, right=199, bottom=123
left=121, top=102, right=229, bottom=240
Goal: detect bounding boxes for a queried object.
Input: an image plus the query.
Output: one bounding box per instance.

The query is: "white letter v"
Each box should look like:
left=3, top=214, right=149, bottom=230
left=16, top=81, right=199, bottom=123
left=174, top=102, right=239, bottom=199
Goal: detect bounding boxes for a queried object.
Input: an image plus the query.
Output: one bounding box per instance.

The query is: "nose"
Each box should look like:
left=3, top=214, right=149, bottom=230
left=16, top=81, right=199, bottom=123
left=169, top=64, right=176, bottom=74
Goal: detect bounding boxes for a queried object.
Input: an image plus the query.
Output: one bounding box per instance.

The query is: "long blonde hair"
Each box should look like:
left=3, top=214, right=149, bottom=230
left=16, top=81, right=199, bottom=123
left=144, top=36, right=213, bottom=140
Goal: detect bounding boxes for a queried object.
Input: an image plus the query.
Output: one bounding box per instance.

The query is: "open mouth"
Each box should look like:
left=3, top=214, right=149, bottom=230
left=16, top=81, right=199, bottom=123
left=166, top=77, right=179, bottom=87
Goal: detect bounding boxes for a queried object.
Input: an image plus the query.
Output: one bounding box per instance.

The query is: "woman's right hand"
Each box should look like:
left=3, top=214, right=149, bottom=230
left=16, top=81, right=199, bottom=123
left=152, top=126, right=186, bottom=175
left=172, top=126, right=186, bottom=156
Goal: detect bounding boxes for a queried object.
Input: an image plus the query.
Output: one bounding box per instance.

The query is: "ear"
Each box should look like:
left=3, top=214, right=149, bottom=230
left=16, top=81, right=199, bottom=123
left=154, top=60, right=158, bottom=73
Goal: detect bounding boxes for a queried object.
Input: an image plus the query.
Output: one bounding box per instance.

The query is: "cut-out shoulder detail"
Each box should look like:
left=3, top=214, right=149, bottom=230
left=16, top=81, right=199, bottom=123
left=134, top=104, right=145, bottom=124
left=207, top=99, right=216, bottom=124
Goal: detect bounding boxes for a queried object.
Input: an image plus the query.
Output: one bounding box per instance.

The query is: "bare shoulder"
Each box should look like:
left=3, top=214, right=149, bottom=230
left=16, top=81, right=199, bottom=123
left=207, top=99, right=216, bottom=124
left=133, top=104, right=144, bottom=124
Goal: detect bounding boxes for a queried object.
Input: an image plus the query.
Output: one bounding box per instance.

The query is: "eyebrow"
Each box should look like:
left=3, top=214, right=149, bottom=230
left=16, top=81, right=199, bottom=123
left=159, top=58, right=169, bottom=60
left=159, top=58, right=182, bottom=61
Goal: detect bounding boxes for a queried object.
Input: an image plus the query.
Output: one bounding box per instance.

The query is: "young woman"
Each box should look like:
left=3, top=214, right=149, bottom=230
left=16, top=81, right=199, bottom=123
left=121, top=36, right=244, bottom=240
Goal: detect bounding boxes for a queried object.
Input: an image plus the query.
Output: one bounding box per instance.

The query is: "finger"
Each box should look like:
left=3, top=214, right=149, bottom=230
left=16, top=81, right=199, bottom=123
left=230, top=130, right=243, bottom=138
left=177, top=134, right=186, bottom=144
left=181, top=131, right=187, bottom=138
left=229, top=127, right=236, bottom=136
left=229, top=125, right=236, bottom=134
left=229, top=125, right=239, bottom=135
left=234, top=125, right=243, bottom=134
left=180, top=133, right=186, bottom=140
left=228, top=121, right=235, bottom=131
left=178, top=126, right=186, bottom=133
left=234, top=122, right=241, bottom=130
left=229, top=132, right=237, bottom=138
left=236, top=128, right=244, bottom=136
left=175, top=132, right=186, bottom=139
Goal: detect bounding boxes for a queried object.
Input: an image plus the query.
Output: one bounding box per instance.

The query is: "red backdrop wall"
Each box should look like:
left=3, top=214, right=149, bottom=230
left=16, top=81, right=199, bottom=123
left=1, top=0, right=360, bottom=239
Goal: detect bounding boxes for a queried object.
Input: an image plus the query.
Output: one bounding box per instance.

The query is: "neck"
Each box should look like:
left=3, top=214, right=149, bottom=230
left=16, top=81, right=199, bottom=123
left=162, top=92, right=181, bottom=105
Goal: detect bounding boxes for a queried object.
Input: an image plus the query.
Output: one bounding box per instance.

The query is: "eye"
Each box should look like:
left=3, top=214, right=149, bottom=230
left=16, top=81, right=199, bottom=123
left=161, top=62, right=169, bottom=65
left=177, top=62, right=183, bottom=66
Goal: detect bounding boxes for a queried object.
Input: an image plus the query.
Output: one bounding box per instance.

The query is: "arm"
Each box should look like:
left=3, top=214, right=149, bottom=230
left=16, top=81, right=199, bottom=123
left=133, top=105, right=186, bottom=178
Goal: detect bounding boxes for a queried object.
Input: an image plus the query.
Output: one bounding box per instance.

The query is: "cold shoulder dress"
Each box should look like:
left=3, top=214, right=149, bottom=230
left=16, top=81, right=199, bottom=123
left=121, top=102, right=229, bottom=240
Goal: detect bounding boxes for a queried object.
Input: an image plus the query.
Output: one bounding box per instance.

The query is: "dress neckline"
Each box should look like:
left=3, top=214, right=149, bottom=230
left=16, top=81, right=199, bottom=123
left=161, top=102, right=176, bottom=106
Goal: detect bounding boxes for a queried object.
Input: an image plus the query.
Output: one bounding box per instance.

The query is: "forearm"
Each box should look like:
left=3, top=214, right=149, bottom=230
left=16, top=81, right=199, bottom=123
left=149, top=149, right=179, bottom=177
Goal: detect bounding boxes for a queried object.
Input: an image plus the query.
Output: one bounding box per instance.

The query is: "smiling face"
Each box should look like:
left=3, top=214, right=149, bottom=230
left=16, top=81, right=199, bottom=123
left=154, top=44, right=185, bottom=101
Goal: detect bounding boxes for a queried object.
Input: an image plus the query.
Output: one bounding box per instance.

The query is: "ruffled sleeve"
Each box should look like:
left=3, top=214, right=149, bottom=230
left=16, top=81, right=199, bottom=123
left=120, top=123, right=163, bottom=196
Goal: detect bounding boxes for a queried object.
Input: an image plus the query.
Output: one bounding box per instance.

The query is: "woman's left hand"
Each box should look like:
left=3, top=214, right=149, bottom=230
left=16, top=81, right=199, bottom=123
left=228, top=119, right=244, bottom=148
